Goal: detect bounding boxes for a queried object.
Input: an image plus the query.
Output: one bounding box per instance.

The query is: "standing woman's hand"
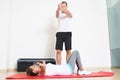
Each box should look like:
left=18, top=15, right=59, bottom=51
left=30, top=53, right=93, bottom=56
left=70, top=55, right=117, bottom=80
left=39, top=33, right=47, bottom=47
left=58, top=4, right=61, bottom=11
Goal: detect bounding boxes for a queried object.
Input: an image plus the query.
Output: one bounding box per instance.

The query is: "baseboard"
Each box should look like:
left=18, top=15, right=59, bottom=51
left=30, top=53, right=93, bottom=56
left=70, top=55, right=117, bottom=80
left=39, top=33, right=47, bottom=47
left=85, top=67, right=111, bottom=71
left=111, top=66, right=120, bottom=68
left=0, top=68, right=16, bottom=72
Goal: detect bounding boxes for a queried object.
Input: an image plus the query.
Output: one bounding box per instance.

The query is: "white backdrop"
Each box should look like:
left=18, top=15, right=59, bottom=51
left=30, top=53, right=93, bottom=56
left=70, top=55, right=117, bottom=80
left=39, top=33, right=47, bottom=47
left=0, top=0, right=111, bottom=70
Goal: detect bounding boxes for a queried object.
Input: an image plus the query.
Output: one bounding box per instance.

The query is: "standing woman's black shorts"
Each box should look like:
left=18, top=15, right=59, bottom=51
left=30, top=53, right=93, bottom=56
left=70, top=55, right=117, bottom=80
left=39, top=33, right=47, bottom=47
left=55, top=32, right=72, bottom=50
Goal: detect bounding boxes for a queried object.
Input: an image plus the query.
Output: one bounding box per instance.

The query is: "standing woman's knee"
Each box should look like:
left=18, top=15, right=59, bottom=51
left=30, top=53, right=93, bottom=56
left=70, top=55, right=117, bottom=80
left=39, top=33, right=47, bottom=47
left=57, top=50, right=61, bottom=54
left=66, top=50, right=71, bottom=54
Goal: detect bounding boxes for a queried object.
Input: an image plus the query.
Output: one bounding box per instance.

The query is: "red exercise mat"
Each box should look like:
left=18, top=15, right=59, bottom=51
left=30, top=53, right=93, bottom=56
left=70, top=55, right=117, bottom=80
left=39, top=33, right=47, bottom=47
left=6, top=71, right=114, bottom=79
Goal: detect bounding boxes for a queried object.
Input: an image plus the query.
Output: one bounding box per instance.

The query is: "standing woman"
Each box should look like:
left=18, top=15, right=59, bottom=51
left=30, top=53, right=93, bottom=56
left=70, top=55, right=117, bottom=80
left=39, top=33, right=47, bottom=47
left=55, top=1, right=72, bottom=64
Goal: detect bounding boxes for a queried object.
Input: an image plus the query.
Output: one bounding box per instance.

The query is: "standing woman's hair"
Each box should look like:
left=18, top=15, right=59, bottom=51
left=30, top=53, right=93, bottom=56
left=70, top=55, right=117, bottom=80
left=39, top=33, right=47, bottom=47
left=61, top=1, right=68, bottom=7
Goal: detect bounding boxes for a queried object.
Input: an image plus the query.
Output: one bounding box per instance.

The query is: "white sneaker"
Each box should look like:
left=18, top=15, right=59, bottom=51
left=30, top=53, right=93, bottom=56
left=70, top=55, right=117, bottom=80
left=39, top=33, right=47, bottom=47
left=78, top=70, right=91, bottom=75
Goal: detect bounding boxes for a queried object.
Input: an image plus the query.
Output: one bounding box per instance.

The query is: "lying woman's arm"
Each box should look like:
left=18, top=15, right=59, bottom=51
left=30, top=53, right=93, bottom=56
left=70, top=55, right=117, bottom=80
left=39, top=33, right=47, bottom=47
left=40, top=65, right=46, bottom=76
left=37, top=61, right=46, bottom=76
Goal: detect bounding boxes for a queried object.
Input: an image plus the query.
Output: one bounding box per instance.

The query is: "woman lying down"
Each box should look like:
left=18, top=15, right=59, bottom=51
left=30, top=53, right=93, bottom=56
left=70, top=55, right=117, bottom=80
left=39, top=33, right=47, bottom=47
left=26, top=50, right=91, bottom=76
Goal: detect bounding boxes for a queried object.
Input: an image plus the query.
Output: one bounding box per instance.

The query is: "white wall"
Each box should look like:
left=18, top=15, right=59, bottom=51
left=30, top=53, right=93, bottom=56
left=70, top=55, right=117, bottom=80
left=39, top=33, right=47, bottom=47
left=71, top=0, right=111, bottom=67
left=0, top=0, right=10, bottom=70
left=0, top=0, right=111, bottom=70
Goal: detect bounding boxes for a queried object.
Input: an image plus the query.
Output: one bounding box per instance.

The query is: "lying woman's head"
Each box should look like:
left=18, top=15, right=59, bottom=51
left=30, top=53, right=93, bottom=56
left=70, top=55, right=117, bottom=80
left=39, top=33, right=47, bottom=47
left=26, top=65, right=41, bottom=76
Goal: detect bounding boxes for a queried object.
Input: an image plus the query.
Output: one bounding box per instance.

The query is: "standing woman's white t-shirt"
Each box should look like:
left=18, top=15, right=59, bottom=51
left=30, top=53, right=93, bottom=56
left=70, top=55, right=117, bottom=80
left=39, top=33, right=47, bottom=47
left=57, top=11, right=72, bottom=32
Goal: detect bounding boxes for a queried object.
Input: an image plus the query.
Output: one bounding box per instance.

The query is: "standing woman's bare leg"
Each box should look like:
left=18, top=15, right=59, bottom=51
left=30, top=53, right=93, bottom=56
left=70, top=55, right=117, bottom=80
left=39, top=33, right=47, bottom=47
left=56, top=50, right=62, bottom=64
left=66, top=50, right=71, bottom=61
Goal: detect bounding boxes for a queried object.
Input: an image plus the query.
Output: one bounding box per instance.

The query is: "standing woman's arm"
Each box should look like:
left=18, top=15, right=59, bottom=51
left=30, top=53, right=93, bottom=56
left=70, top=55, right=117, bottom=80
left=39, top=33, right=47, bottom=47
left=62, top=9, right=72, bottom=17
left=56, top=4, right=61, bottom=18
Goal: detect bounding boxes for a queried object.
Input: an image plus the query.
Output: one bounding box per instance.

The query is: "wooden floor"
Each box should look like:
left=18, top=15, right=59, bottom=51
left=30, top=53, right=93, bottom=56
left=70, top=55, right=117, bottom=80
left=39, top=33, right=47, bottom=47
left=0, top=67, right=119, bottom=80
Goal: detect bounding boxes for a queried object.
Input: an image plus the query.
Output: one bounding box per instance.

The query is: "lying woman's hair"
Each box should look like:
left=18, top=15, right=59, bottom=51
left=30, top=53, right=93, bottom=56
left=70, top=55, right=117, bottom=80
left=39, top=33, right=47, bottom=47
left=26, top=67, right=39, bottom=76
